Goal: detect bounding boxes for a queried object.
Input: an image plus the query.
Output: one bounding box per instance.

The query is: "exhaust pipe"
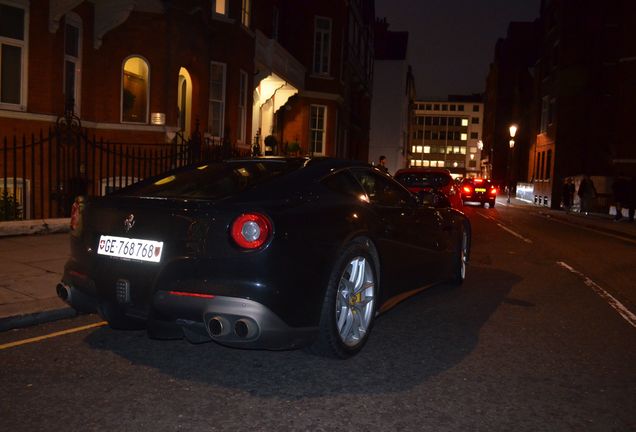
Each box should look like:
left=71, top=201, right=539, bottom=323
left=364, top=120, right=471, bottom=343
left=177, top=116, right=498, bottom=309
left=234, top=319, right=255, bottom=339
left=207, top=316, right=227, bottom=337
left=56, top=283, right=72, bottom=303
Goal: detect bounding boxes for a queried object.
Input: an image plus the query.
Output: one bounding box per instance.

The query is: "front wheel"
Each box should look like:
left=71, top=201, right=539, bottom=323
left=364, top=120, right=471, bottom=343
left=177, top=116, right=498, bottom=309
left=308, top=241, right=378, bottom=358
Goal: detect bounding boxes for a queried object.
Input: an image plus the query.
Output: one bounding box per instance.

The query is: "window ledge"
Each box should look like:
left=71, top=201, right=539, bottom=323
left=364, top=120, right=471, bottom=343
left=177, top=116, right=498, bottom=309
left=212, top=14, right=235, bottom=24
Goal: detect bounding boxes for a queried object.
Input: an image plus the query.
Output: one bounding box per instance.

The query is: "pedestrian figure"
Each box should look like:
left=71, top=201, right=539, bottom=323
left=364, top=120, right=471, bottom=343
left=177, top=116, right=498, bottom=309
left=562, top=177, right=575, bottom=212
left=578, top=175, right=596, bottom=215
left=629, top=176, right=636, bottom=223
left=377, top=155, right=389, bottom=175
left=611, top=175, right=629, bottom=221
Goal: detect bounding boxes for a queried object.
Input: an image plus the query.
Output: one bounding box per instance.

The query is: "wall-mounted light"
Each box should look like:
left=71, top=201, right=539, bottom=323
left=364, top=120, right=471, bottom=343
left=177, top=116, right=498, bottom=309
left=509, top=139, right=515, bottom=148
left=151, top=112, right=166, bottom=125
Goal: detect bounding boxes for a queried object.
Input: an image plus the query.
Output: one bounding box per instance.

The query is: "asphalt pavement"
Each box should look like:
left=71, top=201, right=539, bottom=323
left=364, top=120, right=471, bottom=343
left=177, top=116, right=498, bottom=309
left=0, top=200, right=634, bottom=332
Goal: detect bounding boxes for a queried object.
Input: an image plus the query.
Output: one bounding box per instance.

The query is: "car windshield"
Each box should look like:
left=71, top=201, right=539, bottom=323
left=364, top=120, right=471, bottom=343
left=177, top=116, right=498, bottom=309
left=395, top=172, right=451, bottom=188
left=117, top=159, right=303, bottom=199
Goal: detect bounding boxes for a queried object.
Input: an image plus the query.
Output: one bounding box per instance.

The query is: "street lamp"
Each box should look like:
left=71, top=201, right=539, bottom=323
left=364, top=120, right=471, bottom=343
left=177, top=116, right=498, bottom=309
left=507, top=124, right=518, bottom=203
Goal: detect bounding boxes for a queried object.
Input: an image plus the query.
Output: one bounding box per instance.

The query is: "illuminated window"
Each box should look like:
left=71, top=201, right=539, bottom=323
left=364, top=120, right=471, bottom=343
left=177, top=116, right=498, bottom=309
left=310, top=104, right=327, bottom=155
left=238, top=69, right=248, bottom=143
left=422, top=160, right=430, bottom=167
left=410, top=160, right=416, bottom=167
left=461, top=133, right=468, bottom=141
left=415, top=160, right=422, bottom=167
left=313, top=17, right=332, bottom=75
left=241, top=0, right=251, bottom=27
left=212, top=0, right=227, bottom=15
left=122, top=56, right=149, bottom=123
left=411, top=146, right=417, bottom=153
left=415, top=145, right=423, bottom=153
left=447, top=146, right=453, bottom=153
left=460, top=147, right=466, bottom=155
left=453, top=146, right=460, bottom=153
left=461, top=118, right=468, bottom=126
left=423, top=146, right=430, bottom=153
left=208, top=61, right=226, bottom=137
left=469, top=146, right=477, bottom=153
left=64, top=13, right=82, bottom=115
left=0, top=1, right=28, bottom=108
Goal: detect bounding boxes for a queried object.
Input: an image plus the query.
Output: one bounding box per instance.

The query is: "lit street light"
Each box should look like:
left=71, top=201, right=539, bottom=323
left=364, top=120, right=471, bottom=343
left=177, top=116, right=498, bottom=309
left=507, top=124, right=518, bottom=203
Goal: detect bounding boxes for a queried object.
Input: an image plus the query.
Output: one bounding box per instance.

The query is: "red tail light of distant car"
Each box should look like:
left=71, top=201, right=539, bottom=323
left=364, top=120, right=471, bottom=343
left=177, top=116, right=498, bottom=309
left=231, top=213, right=272, bottom=249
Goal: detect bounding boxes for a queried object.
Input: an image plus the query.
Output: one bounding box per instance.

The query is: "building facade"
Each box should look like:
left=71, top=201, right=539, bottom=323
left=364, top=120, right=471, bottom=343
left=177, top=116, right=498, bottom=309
left=409, top=96, right=484, bottom=178
left=368, top=18, right=414, bottom=174
left=0, top=0, right=375, bottom=219
left=485, top=0, right=636, bottom=210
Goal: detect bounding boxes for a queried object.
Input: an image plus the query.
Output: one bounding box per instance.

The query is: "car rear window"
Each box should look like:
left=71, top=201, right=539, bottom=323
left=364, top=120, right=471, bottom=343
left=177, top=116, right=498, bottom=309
left=395, top=172, right=451, bottom=188
left=118, top=159, right=303, bottom=199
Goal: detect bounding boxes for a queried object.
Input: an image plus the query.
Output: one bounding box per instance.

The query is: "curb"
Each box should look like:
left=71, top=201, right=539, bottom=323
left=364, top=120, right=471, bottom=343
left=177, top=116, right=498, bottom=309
left=539, top=211, right=636, bottom=242
left=0, top=218, right=70, bottom=237
left=0, top=306, right=78, bottom=332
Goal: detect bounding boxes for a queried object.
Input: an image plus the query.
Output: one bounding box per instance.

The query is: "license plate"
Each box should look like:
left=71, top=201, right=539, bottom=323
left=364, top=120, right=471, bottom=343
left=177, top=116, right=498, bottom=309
left=475, top=188, right=486, bottom=192
left=98, top=235, right=164, bottom=263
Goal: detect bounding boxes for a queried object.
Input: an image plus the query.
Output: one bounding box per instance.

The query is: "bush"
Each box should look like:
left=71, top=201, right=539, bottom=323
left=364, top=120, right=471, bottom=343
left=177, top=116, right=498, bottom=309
left=0, top=190, right=22, bottom=221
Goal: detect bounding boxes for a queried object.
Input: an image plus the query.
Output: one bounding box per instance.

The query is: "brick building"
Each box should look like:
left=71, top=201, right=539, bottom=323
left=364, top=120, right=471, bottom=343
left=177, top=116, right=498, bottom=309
left=0, top=0, right=375, bottom=219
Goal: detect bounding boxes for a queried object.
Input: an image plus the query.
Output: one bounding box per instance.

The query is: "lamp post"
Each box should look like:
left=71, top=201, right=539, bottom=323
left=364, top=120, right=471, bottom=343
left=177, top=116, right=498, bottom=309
left=477, top=140, right=484, bottom=177
left=507, top=124, right=518, bottom=203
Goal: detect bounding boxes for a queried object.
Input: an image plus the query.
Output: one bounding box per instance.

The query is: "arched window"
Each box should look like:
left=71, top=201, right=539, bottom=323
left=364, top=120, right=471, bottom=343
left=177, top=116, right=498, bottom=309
left=121, top=56, right=149, bottom=123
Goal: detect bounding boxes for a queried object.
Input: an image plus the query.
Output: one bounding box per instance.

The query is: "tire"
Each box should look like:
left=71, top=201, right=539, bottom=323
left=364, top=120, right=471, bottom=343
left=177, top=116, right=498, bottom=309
left=308, top=240, right=378, bottom=358
left=489, top=200, right=496, bottom=208
left=98, top=301, right=145, bottom=330
left=450, top=227, right=468, bottom=285
left=479, top=201, right=485, bottom=207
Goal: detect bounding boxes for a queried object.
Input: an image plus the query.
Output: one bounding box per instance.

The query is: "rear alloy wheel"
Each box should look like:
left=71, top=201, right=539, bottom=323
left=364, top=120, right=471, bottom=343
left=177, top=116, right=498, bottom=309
left=309, top=241, right=377, bottom=358
left=451, top=228, right=468, bottom=285
left=98, top=301, right=144, bottom=330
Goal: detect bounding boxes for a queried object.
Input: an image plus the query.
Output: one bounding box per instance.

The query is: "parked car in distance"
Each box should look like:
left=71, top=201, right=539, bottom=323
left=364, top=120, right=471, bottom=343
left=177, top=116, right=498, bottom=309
left=460, top=177, right=497, bottom=207
left=57, top=157, right=471, bottom=359
left=394, top=168, right=463, bottom=210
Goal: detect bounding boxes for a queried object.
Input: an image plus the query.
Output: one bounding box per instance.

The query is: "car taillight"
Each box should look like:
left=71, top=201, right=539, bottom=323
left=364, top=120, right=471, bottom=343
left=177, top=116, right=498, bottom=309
left=463, top=186, right=472, bottom=194
left=230, top=213, right=272, bottom=249
left=70, top=196, right=84, bottom=235
left=489, top=187, right=497, bottom=195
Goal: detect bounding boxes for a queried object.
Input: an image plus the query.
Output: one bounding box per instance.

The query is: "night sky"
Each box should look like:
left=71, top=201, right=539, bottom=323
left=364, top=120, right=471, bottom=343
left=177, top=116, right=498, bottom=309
left=375, top=0, right=541, bottom=99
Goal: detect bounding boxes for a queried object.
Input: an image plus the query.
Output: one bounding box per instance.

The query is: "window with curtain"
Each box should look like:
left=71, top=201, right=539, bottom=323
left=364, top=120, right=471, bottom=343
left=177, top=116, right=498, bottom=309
left=0, top=2, right=27, bottom=108
left=238, top=70, right=247, bottom=143
left=310, top=105, right=327, bottom=155
left=313, top=17, right=332, bottom=75
left=208, top=62, right=226, bottom=137
left=241, top=0, right=251, bottom=27
left=122, top=56, right=149, bottom=123
left=64, top=14, right=82, bottom=114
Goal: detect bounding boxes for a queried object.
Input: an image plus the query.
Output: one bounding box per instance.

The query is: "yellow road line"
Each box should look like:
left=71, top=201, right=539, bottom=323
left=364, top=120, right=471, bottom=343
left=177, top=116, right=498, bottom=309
left=0, top=321, right=107, bottom=350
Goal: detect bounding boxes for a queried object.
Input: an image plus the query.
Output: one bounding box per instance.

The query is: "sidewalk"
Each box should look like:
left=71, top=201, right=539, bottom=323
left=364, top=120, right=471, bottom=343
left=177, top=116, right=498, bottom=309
left=0, top=220, right=74, bottom=331
left=0, top=202, right=634, bottom=332
left=509, top=198, right=636, bottom=241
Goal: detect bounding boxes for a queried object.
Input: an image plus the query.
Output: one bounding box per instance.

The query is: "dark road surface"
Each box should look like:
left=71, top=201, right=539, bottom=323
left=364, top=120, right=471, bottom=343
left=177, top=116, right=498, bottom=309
left=2, top=200, right=635, bottom=431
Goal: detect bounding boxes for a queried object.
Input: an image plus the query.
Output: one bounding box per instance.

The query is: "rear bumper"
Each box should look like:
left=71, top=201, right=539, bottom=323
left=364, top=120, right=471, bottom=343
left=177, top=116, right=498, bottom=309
left=59, top=265, right=318, bottom=351
left=153, top=291, right=317, bottom=350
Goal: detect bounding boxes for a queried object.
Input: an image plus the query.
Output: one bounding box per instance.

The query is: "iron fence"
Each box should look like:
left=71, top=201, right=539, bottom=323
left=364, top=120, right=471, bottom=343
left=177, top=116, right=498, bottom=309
left=1, top=121, right=247, bottom=221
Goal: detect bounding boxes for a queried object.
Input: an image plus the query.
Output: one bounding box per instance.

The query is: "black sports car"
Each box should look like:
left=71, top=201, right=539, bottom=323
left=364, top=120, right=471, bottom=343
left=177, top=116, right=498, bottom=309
left=58, top=157, right=471, bottom=358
